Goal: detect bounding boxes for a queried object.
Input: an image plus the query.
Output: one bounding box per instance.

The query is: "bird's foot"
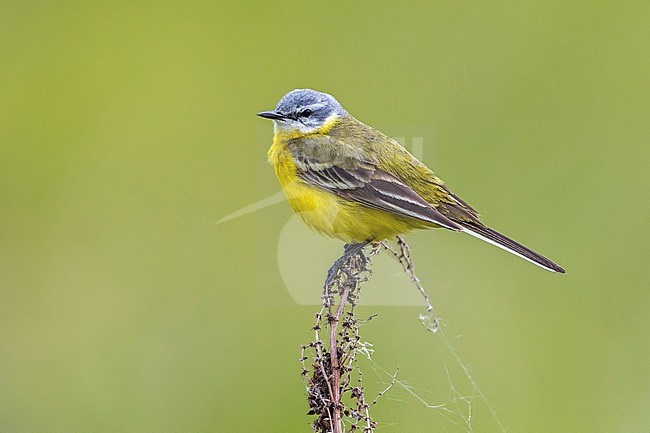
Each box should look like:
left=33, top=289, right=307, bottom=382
left=322, top=242, right=368, bottom=305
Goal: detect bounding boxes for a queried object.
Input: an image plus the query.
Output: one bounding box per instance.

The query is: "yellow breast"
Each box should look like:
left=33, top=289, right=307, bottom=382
left=268, top=134, right=423, bottom=243
left=268, top=135, right=343, bottom=237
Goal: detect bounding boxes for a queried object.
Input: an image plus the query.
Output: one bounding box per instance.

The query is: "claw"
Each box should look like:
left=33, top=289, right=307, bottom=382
left=323, top=242, right=368, bottom=297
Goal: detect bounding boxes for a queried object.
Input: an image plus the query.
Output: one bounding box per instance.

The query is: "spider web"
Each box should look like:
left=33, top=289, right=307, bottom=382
left=357, top=320, right=509, bottom=433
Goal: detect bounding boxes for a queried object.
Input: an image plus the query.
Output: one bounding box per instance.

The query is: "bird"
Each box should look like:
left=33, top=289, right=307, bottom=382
left=258, top=89, right=565, bottom=274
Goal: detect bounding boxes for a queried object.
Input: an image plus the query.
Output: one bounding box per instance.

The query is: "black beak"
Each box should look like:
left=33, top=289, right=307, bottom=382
left=257, top=110, right=285, bottom=120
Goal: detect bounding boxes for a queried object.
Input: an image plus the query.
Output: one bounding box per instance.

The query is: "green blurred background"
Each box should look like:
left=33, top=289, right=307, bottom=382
left=1, top=1, right=648, bottom=432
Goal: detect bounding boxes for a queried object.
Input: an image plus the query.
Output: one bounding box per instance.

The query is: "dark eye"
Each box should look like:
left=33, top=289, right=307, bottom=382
left=300, top=109, right=312, bottom=118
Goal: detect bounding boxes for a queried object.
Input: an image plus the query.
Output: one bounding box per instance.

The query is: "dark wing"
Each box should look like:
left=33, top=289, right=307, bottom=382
left=435, top=182, right=481, bottom=222
left=295, top=155, right=463, bottom=231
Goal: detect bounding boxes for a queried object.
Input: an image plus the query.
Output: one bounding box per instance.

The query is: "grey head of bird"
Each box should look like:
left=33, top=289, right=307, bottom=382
left=257, top=89, right=349, bottom=135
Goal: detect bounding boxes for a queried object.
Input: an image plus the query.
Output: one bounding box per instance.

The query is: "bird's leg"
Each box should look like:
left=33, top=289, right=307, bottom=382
left=323, top=242, right=368, bottom=305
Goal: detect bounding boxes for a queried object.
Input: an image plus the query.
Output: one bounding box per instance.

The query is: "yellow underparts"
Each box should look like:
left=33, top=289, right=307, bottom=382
left=268, top=130, right=429, bottom=243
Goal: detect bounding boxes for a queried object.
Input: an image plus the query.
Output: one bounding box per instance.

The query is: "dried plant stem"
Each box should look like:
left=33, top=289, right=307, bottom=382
left=302, top=237, right=433, bottom=432
left=329, top=283, right=351, bottom=433
left=382, top=235, right=439, bottom=331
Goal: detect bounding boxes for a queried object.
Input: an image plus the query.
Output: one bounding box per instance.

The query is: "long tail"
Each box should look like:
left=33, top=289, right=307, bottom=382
left=460, top=222, right=565, bottom=273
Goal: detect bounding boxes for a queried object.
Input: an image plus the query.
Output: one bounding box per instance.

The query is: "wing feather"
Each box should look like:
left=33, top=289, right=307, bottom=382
left=294, top=155, right=462, bottom=231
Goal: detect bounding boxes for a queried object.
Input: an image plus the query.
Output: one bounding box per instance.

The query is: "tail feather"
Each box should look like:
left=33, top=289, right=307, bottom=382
left=460, top=222, right=565, bottom=273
